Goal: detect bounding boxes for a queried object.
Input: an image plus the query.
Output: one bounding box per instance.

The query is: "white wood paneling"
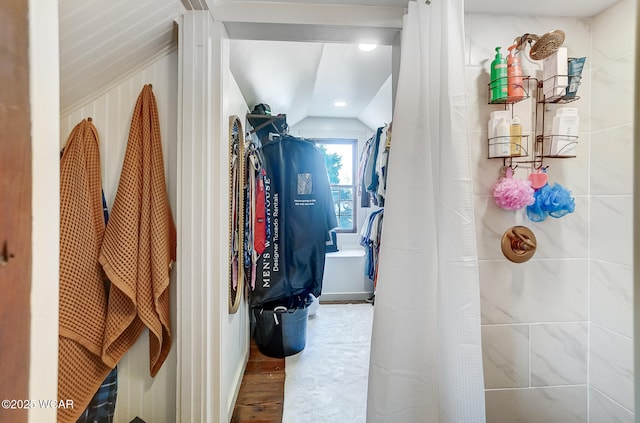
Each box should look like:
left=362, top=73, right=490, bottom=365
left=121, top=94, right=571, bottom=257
left=59, top=0, right=184, bottom=115
left=176, top=12, right=252, bottom=422
left=177, top=12, right=227, bottom=422
left=60, top=50, right=179, bottom=423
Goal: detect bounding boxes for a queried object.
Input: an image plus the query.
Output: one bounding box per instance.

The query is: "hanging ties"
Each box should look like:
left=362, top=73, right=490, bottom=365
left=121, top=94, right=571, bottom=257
left=247, top=145, right=259, bottom=289
left=241, top=142, right=268, bottom=290
left=231, top=142, right=240, bottom=289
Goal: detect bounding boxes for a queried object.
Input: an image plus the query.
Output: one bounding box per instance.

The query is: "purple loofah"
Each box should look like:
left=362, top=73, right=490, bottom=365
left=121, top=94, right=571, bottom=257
left=493, top=167, right=535, bottom=211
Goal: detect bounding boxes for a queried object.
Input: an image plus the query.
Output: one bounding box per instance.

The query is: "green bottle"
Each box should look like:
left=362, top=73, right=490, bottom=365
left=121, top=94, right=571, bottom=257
left=490, top=47, right=508, bottom=102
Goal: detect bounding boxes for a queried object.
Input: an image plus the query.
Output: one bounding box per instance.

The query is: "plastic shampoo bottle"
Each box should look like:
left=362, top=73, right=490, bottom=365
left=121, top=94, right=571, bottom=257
left=490, top=47, right=508, bottom=102
left=488, top=110, right=511, bottom=158
left=551, top=108, right=579, bottom=156
left=510, top=115, right=523, bottom=156
left=507, top=45, right=524, bottom=99
left=495, top=117, right=511, bottom=157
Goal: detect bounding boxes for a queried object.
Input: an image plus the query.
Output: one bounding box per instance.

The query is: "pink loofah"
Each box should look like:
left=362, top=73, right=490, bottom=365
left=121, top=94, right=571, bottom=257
left=493, top=167, right=535, bottom=211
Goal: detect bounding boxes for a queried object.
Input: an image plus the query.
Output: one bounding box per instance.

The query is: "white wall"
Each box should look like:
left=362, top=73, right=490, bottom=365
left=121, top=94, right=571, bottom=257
left=222, top=41, right=252, bottom=419
left=321, top=250, right=369, bottom=301
left=60, top=51, right=179, bottom=423
left=29, top=0, right=60, bottom=421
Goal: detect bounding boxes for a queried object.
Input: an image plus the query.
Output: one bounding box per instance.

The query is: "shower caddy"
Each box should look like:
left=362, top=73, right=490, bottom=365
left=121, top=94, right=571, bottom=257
left=486, top=73, right=582, bottom=169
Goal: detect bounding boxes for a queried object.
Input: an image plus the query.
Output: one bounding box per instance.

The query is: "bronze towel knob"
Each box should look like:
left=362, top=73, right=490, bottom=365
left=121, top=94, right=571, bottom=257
left=501, top=226, right=537, bottom=263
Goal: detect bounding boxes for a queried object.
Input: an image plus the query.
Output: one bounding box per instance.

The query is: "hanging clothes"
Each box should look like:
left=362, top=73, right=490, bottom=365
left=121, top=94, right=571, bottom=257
left=254, top=168, right=267, bottom=257
left=77, top=355, right=118, bottom=422
left=358, top=136, right=375, bottom=208
left=363, top=127, right=382, bottom=196
left=243, top=142, right=267, bottom=289
left=359, top=209, right=384, bottom=283
left=376, top=123, right=392, bottom=202
left=251, top=135, right=338, bottom=307
left=358, top=122, right=392, bottom=293
left=58, top=119, right=113, bottom=423
left=358, top=124, right=391, bottom=207
left=99, top=84, right=177, bottom=377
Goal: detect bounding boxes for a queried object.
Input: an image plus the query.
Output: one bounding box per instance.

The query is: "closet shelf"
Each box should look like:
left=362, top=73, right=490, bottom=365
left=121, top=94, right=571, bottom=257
left=247, top=113, right=288, bottom=136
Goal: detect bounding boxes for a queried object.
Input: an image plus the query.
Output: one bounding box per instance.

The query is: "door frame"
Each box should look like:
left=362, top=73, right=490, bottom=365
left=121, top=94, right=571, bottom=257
left=28, top=1, right=61, bottom=422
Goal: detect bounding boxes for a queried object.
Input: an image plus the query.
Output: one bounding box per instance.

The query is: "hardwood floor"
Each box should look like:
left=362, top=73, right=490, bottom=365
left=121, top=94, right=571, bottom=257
left=231, top=301, right=369, bottom=422
left=231, top=341, right=285, bottom=423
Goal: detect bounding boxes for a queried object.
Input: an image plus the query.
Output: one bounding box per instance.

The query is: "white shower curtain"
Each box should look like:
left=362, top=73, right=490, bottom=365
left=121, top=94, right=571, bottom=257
left=366, top=1, right=486, bottom=422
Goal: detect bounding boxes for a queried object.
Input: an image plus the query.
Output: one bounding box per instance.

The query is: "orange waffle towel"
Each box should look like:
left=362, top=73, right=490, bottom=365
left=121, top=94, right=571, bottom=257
left=59, top=119, right=113, bottom=423
left=99, top=84, right=177, bottom=376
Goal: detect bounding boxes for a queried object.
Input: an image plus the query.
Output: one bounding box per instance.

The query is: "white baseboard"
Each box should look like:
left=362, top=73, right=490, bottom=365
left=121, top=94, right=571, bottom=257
left=227, top=342, right=249, bottom=423
left=318, top=292, right=373, bottom=302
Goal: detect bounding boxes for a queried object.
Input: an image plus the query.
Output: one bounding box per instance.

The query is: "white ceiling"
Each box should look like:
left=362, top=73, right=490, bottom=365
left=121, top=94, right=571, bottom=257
left=464, top=0, right=620, bottom=17
left=229, top=40, right=393, bottom=128
left=215, top=0, right=619, bottom=16
left=58, top=0, right=622, bottom=125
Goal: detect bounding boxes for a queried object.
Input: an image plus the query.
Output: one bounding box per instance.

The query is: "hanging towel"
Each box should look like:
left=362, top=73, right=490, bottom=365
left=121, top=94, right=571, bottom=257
left=59, top=119, right=113, bottom=423
left=77, top=192, right=118, bottom=423
left=99, top=84, right=177, bottom=377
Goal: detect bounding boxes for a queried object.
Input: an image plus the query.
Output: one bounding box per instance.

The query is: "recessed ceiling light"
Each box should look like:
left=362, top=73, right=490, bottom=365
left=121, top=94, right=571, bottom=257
left=358, top=44, right=377, bottom=52
left=333, top=101, right=347, bottom=107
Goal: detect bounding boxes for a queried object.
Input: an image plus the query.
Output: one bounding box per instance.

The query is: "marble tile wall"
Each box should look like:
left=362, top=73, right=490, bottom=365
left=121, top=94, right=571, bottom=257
left=589, top=0, right=636, bottom=419
left=466, top=1, right=635, bottom=420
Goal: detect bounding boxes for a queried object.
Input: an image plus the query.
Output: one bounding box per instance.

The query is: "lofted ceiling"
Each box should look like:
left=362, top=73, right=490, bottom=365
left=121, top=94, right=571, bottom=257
left=58, top=0, right=622, bottom=125
left=229, top=40, right=393, bottom=128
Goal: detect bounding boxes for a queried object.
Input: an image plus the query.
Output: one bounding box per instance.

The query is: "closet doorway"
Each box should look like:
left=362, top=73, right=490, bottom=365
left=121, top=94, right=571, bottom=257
left=226, top=18, right=398, bottom=421
left=227, top=33, right=395, bottom=292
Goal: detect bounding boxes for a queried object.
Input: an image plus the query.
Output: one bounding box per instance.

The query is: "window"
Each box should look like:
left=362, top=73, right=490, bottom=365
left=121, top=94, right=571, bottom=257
left=315, top=139, right=357, bottom=233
